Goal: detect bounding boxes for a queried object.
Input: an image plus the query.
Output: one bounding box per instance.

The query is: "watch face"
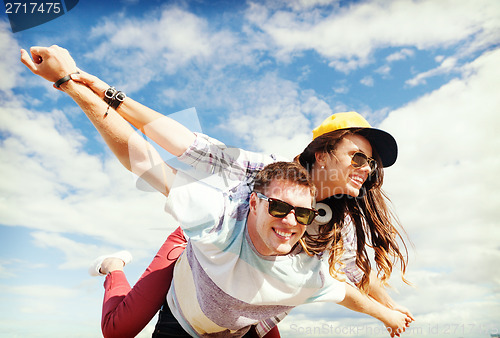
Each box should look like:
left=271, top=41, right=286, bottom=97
left=105, top=87, right=116, bottom=99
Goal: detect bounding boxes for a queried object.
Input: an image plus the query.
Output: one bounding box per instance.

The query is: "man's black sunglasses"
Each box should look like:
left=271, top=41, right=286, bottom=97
left=255, top=192, right=318, bottom=226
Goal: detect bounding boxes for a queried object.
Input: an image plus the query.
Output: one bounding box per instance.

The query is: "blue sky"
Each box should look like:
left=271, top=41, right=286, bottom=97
left=1, top=0, right=499, bottom=337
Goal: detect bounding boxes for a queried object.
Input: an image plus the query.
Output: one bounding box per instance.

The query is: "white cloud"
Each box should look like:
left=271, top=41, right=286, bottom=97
left=30, top=231, right=114, bottom=270
left=333, top=84, right=349, bottom=94
left=435, top=55, right=445, bottom=63
left=218, top=72, right=331, bottom=159
left=0, top=259, right=17, bottom=278
left=406, top=57, right=458, bottom=86
left=0, top=279, right=156, bottom=337
left=245, top=0, right=500, bottom=71
left=84, top=6, right=247, bottom=93
left=0, top=21, right=22, bottom=91
left=375, top=48, right=500, bottom=333
left=328, top=58, right=371, bottom=73
left=0, top=96, right=176, bottom=251
left=282, top=0, right=339, bottom=11
left=360, top=76, right=374, bottom=87
left=384, top=49, right=500, bottom=246
left=0, top=282, right=103, bottom=337
left=386, top=48, right=415, bottom=62
left=375, top=64, right=391, bottom=76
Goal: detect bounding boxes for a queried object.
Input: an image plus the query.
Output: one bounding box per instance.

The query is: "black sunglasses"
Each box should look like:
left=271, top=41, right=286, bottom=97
left=351, top=152, right=378, bottom=174
left=255, top=192, right=318, bottom=226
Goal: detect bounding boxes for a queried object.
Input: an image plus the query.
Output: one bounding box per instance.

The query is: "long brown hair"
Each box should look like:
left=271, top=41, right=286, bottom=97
left=295, top=129, right=409, bottom=292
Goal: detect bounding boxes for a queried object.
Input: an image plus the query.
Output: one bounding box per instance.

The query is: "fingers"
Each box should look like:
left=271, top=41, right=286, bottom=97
left=395, top=305, right=415, bottom=322
left=71, top=71, right=110, bottom=95
left=20, top=49, right=37, bottom=73
left=70, top=70, right=93, bottom=84
left=29, top=47, right=44, bottom=65
left=29, top=44, right=64, bottom=59
left=404, top=313, right=414, bottom=324
left=401, top=308, right=414, bottom=321
left=28, top=46, right=46, bottom=59
left=388, top=324, right=409, bottom=337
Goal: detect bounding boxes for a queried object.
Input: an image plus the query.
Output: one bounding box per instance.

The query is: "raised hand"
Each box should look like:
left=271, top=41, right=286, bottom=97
left=20, top=45, right=78, bottom=84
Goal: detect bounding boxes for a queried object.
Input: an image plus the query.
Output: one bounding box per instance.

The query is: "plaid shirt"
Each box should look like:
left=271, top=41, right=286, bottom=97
left=340, top=216, right=364, bottom=285
left=176, top=133, right=363, bottom=337
left=178, top=133, right=281, bottom=184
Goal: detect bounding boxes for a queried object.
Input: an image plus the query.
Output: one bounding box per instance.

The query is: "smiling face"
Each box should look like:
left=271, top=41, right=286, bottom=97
left=315, top=134, right=374, bottom=199
left=247, top=179, right=313, bottom=256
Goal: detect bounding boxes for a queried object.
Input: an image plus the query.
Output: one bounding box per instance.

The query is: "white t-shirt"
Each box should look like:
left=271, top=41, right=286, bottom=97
left=165, top=171, right=346, bottom=337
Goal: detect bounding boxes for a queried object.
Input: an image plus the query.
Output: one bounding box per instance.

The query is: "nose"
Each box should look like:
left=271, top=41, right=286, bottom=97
left=282, top=210, right=298, bottom=226
left=357, top=164, right=370, bottom=179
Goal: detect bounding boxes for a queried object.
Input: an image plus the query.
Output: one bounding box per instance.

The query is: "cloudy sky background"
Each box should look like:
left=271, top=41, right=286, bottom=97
left=1, top=0, right=499, bottom=337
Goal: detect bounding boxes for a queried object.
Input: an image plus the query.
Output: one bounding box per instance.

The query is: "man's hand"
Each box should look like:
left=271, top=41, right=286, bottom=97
left=20, top=45, right=78, bottom=84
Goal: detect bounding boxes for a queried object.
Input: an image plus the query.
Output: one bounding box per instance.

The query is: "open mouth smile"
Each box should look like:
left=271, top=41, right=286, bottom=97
left=273, top=228, right=293, bottom=240
left=350, top=175, right=365, bottom=188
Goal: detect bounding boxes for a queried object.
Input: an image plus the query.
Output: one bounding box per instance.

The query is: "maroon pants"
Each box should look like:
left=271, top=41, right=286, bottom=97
left=100, top=226, right=281, bottom=338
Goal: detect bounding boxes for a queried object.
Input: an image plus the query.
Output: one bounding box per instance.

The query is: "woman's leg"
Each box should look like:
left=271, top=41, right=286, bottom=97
left=263, top=325, right=281, bottom=338
left=101, top=226, right=187, bottom=338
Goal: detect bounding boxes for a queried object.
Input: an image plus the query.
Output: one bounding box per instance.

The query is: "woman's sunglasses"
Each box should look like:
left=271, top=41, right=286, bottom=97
left=351, top=152, right=378, bottom=174
left=255, top=192, right=318, bottom=226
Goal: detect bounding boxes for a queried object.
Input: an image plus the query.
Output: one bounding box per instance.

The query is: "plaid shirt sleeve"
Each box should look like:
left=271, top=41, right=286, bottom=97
left=178, top=132, right=282, bottom=182
left=340, top=216, right=364, bottom=285
left=254, top=311, right=289, bottom=337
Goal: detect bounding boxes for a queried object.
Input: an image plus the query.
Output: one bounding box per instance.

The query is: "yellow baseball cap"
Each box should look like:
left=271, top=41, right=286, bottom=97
left=312, top=112, right=398, bottom=167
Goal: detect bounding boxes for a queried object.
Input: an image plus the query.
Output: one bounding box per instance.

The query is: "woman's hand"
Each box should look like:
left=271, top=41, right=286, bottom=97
left=391, top=303, right=415, bottom=323
left=70, top=71, right=110, bottom=98
left=381, top=308, right=412, bottom=337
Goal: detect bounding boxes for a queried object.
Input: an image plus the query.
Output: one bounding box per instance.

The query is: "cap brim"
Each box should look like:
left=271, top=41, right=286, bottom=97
left=356, top=128, right=398, bottom=168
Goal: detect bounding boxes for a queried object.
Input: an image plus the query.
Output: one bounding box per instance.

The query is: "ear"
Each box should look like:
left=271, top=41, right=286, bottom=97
left=314, top=152, right=327, bottom=168
left=249, top=192, right=258, bottom=215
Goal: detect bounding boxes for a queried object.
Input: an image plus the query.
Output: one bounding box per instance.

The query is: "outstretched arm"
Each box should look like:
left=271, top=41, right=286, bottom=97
left=365, top=270, right=415, bottom=320
left=20, top=45, right=175, bottom=195
left=68, top=66, right=196, bottom=157
left=341, top=221, right=414, bottom=321
left=339, top=284, right=412, bottom=337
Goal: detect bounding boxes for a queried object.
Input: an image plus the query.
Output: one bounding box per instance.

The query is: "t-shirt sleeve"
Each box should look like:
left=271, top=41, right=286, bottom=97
left=164, top=171, right=225, bottom=241
left=306, top=259, right=346, bottom=304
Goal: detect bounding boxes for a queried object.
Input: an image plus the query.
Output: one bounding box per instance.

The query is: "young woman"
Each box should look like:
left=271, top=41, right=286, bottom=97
left=21, top=45, right=412, bottom=338
left=296, top=114, right=409, bottom=294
